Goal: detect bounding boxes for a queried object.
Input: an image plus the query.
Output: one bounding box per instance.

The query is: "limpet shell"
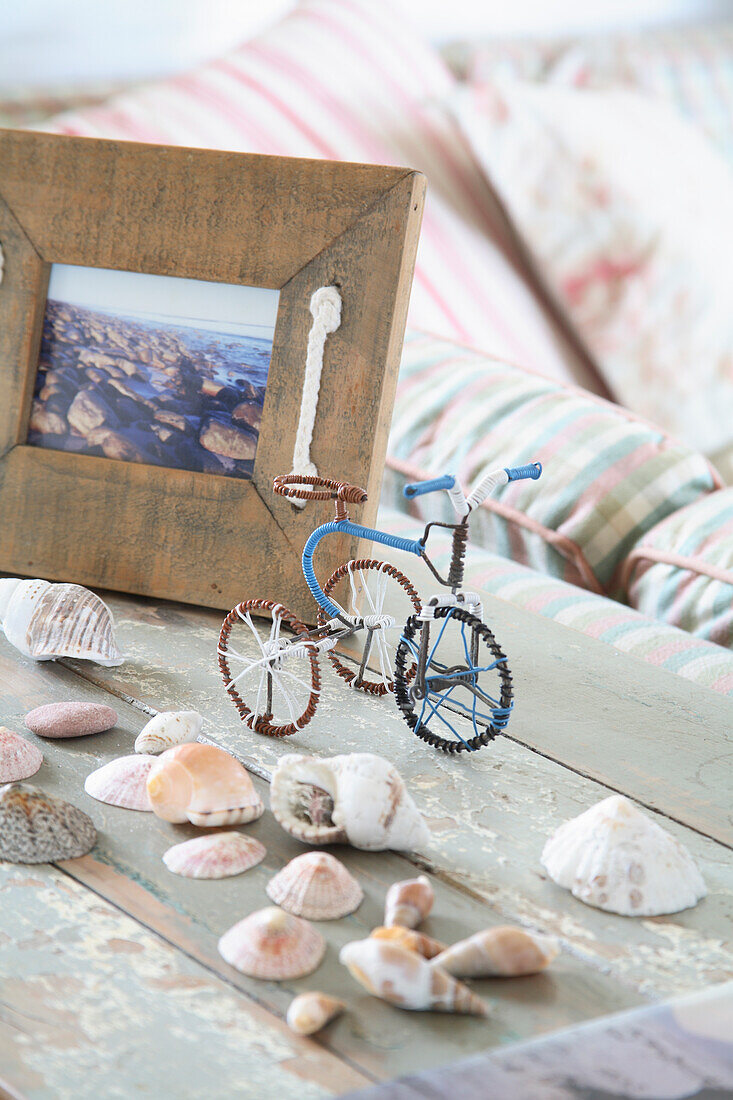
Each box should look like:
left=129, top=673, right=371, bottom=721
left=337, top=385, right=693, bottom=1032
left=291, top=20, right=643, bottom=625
left=266, top=852, right=363, bottom=920
left=163, top=832, right=266, bottom=879
left=218, top=906, right=326, bottom=980
left=84, top=755, right=156, bottom=810
left=134, top=710, right=202, bottom=755
left=0, top=782, right=96, bottom=863
left=0, top=726, right=43, bottom=783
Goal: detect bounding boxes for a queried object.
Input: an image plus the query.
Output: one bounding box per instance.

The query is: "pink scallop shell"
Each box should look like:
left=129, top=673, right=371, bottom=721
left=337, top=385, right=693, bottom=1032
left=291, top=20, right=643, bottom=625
left=0, top=727, right=43, bottom=783
left=84, top=755, right=156, bottom=810
left=163, top=832, right=266, bottom=879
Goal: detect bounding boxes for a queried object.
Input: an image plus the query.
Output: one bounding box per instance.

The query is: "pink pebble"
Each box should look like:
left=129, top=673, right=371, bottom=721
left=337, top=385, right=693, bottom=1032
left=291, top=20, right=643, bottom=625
left=25, top=702, right=118, bottom=739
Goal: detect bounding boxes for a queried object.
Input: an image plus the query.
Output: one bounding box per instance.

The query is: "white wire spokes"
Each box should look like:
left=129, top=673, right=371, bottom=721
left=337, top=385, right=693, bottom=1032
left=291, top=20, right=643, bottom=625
left=230, top=608, right=312, bottom=728
left=347, top=564, right=397, bottom=690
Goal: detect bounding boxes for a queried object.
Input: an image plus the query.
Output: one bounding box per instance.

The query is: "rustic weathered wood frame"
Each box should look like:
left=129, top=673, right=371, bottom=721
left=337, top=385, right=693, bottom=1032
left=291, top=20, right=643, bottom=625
left=0, top=130, right=425, bottom=618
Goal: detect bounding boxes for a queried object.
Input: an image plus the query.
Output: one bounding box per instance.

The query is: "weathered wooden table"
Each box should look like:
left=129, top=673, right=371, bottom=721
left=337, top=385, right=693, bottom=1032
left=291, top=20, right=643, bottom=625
left=1, top=547, right=732, bottom=1099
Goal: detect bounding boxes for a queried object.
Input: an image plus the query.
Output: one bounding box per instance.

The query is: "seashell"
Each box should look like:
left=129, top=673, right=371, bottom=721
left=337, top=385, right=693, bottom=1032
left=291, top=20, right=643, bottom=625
left=0, top=726, right=43, bottom=782
left=163, top=832, right=266, bottom=879
left=432, top=927, right=559, bottom=978
left=147, top=743, right=264, bottom=827
left=270, top=752, right=430, bottom=852
left=84, top=754, right=156, bottom=810
left=0, top=782, right=96, bottom=862
left=218, top=906, right=326, bottom=980
left=541, top=794, right=707, bottom=917
left=134, top=710, right=202, bottom=755
left=286, top=992, right=345, bottom=1036
left=266, top=852, right=363, bottom=920
left=1, top=578, right=123, bottom=666
left=384, top=874, right=434, bottom=928
left=339, top=938, right=488, bottom=1017
left=25, top=701, right=117, bottom=739
left=370, top=926, right=446, bottom=959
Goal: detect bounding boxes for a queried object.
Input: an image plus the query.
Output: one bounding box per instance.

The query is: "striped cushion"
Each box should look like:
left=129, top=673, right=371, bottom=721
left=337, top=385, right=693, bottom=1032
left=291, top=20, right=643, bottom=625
left=384, top=332, right=720, bottom=595
left=622, top=489, right=733, bottom=649
left=379, top=505, right=733, bottom=696
left=39, top=0, right=587, bottom=387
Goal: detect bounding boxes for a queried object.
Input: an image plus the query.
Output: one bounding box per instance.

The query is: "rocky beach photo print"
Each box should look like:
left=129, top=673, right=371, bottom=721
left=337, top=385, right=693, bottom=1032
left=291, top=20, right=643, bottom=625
left=27, top=264, right=279, bottom=479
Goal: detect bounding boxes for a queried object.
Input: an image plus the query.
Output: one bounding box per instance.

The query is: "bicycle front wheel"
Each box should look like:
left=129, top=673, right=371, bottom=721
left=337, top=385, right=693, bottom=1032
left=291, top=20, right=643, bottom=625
left=394, top=606, right=513, bottom=754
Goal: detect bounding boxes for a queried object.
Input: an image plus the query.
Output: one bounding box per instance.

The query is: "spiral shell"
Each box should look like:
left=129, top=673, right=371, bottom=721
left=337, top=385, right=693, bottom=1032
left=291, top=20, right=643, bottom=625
left=384, top=875, right=434, bottom=928
left=432, top=927, right=559, bottom=978
left=0, top=782, right=96, bottom=863
left=370, top=926, right=446, bottom=959
left=134, top=711, right=203, bottom=755
left=0, top=727, right=43, bottom=783
left=286, top=992, right=344, bottom=1035
left=163, top=832, right=266, bottom=879
left=84, top=755, right=156, bottom=810
left=0, top=578, right=123, bottom=665
left=266, top=852, right=363, bottom=920
left=339, top=938, right=488, bottom=1016
left=147, top=743, right=264, bottom=827
left=218, top=906, right=326, bottom=980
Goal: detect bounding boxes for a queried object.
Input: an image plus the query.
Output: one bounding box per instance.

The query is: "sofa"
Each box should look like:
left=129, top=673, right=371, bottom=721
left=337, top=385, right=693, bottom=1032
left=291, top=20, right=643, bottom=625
left=14, top=0, right=733, bottom=695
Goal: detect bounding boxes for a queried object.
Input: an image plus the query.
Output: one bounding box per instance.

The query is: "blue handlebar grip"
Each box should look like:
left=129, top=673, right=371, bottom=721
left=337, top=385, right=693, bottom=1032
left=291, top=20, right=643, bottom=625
left=403, top=474, right=456, bottom=498
left=505, top=462, right=542, bottom=482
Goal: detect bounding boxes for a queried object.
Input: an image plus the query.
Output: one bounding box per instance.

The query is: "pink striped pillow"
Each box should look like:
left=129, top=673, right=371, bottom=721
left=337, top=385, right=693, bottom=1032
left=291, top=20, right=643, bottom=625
left=40, top=0, right=590, bottom=387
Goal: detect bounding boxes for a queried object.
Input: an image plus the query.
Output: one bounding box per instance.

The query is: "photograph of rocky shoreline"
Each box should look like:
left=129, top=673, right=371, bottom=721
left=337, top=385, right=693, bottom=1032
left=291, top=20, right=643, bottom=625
left=27, top=265, right=278, bottom=479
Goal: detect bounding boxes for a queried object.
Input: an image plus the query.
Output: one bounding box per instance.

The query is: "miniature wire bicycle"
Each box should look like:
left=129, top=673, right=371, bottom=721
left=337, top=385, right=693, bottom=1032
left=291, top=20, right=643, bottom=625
left=218, top=462, right=542, bottom=754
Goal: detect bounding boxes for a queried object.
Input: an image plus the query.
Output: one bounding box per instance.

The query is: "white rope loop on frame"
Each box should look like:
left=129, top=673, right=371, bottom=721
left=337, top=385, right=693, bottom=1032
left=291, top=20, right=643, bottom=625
left=289, top=285, right=342, bottom=507
left=0, top=242, right=5, bottom=286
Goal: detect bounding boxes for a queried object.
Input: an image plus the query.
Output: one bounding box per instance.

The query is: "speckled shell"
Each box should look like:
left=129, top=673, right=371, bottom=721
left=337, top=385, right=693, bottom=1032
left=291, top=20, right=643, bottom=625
left=0, top=782, right=96, bottom=863
left=286, top=992, right=344, bottom=1035
left=384, top=875, right=434, bottom=928
left=0, top=578, right=123, bottom=666
left=163, top=832, right=266, bottom=879
left=270, top=752, right=430, bottom=852
left=339, top=939, right=488, bottom=1016
left=147, top=743, right=264, bottom=827
left=218, top=906, right=326, bottom=980
left=432, top=927, right=559, bottom=978
left=541, top=795, right=707, bottom=917
left=0, top=726, right=43, bottom=783
left=84, top=755, right=156, bottom=811
left=266, top=852, right=363, bottom=920
left=134, top=711, right=202, bottom=755
left=370, top=926, right=446, bottom=959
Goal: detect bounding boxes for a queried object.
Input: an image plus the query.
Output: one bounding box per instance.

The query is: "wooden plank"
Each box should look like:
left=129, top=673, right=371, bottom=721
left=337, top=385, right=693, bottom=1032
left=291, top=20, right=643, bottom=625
left=0, top=861, right=369, bottom=1100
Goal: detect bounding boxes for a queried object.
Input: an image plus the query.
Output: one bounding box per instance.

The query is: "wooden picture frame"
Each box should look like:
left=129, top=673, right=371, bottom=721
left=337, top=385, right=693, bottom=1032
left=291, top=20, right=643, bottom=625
left=0, top=129, right=425, bottom=620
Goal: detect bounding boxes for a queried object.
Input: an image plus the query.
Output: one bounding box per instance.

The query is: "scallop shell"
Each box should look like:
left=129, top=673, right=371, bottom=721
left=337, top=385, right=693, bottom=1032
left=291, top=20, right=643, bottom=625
left=0, top=726, right=43, bottom=782
left=163, top=832, right=266, bottom=879
left=541, top=794, right=707, bottom=917
left=270, top=752, right=430, bottom=852
left=134, top=710, right=203, bottom=755
left=84, top=754, right=156, bottom=810
left=286, top=992, right=345, bottom=1035
left=266, top=852, right=363, bottom=920
left=432, top=927, right=559, bottom=978
left=218, top=906, right=326, bottom=980
left=1, top=578, right=123, bottom=666
left=384, top=875, right=434, bottom=928
left=0, top=782, right=96, bottom=862
left=339, top=938, right=488, bottom=1016
left=147, top=743, right=264, bottom=827
left=370, top=926, right=446, bottom=959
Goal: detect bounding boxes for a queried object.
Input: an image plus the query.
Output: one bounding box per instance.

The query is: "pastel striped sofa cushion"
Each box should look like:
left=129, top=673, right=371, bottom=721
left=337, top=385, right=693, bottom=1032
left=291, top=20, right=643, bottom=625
left=384, top=332, right=720, bottom=595
left=39, top=0, right=590, bottom=388
left=379, top=506, right=733, bottom=697
left=621, top=489, right=733, bottom=649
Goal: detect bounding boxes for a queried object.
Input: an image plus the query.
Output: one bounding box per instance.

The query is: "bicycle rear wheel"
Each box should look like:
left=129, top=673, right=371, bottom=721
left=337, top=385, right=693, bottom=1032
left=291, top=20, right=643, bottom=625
left=394, top=605, right=512, bottom=754
left=218, top=599, right=321, bottom=737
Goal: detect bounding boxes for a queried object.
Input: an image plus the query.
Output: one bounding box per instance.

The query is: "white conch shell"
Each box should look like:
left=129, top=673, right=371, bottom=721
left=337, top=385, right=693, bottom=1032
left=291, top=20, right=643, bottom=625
left=432, top=927, right=559, bottom=978
left=0, top=726, right=43, bottom=783
left=146, top=743, right=264, bottom=827
left=541, top=795, right=707, bottom=917
left=134, top=711, right=202, bottom=755
left=384, top=875, right=434, bottom=928
left=286, top=992, right=344, bottom=1035
left=218, top=906, right=326, bottom=980
left=1, top=578, right=123, bottom=666
left=370, top=926, right=446, bottom=959
left=270, top=752, right=430, bottom=852
left=339, top=938, right=488, bottom=1016
left=84, top=755, right=156, bottom=810
left=163, top=832, right=265, bottom=879
left=266, top=851, right=363, bottom=920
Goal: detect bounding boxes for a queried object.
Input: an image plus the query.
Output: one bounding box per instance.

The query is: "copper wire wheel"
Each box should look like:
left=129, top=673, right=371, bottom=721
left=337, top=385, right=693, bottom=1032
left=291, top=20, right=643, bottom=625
left=218, top=598, right=321, bottom=737
left=317, top=559, right=421, bottom=696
